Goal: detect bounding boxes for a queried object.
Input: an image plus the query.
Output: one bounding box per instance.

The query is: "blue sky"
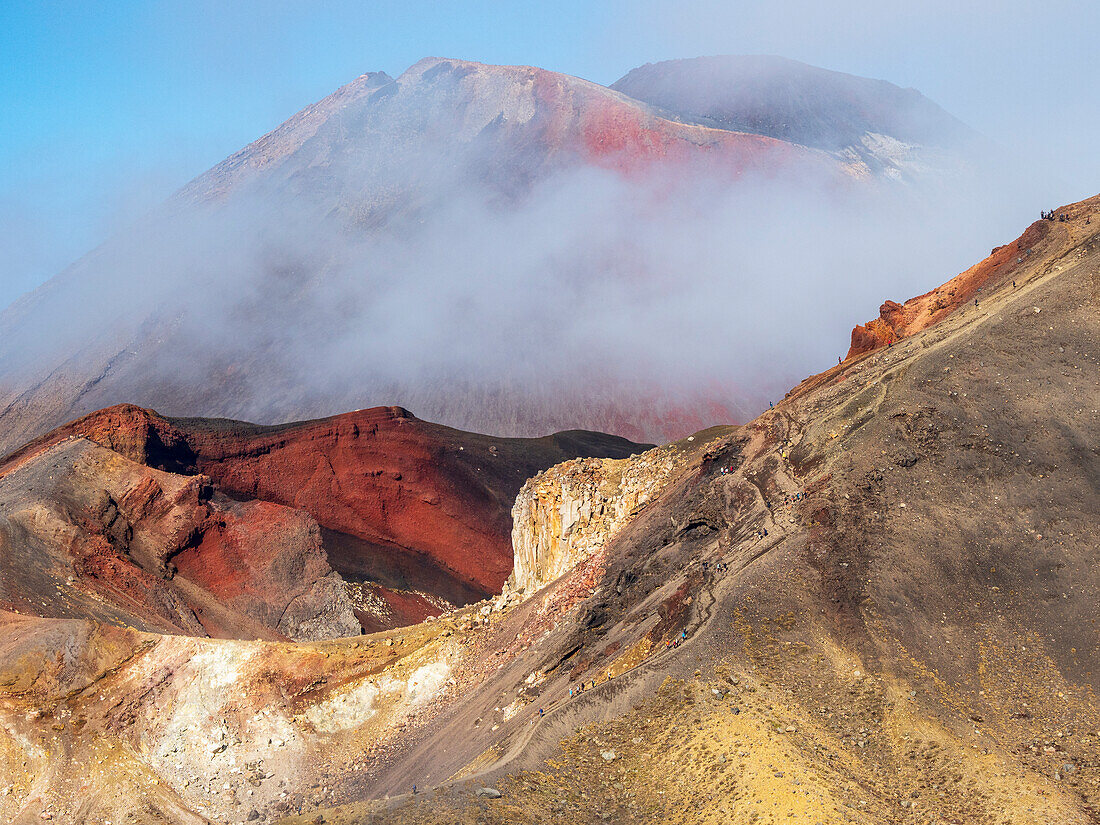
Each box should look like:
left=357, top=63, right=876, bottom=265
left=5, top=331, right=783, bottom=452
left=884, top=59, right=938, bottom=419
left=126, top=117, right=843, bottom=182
left=2, top=0, right=1097, bottom=309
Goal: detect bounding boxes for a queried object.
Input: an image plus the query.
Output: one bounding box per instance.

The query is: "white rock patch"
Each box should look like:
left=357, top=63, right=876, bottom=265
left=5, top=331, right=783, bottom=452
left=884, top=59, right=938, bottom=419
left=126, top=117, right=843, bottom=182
left=405, top=662, right=449, bottom=705
left=304, top=680, right=380, bottom=733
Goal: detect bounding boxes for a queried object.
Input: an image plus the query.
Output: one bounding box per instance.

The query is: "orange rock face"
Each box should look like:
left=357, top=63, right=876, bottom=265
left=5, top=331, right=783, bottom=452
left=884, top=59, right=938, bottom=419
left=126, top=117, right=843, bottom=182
left=846, top=221, right=1052, bottom=358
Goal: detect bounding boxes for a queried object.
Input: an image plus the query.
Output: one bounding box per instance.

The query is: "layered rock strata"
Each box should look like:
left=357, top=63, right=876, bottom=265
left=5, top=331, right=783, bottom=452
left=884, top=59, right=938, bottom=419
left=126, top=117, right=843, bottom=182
left=508, top=445, right=688, bottom=597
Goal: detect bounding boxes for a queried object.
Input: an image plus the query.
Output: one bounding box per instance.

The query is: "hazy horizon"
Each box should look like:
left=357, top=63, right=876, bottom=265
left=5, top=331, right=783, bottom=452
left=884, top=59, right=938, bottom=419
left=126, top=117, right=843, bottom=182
left=2, top=1, right=1097, bottom=313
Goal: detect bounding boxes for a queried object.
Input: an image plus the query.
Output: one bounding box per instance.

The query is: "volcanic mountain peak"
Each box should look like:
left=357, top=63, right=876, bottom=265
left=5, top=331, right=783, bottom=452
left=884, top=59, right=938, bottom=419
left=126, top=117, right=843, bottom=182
left=182, top=54, right=832, bottom=208
left=0, top=54, right=982, bottom=460
left=182, top=52, right=964, bottom=209
left=179, top=69, right=395, bottom=202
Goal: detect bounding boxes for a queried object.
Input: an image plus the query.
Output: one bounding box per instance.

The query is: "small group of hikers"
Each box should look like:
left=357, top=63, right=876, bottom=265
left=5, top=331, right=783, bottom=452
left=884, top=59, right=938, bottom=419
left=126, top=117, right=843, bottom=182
left=1041, top=209, right=1074, bottom=223
left=550, top=628, right=697, bottom=719
left=664, top=629, right=689, bottom=651
left=567, top=679, right=599, bottom=700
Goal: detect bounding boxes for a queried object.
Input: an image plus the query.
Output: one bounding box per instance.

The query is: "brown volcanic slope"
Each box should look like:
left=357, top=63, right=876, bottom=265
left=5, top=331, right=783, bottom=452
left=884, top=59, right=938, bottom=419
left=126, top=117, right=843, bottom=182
left=0, top=195, right=1097, bottom=825
left=0, top=404, right=646, bottom=637
left=294, top=195, right=1100, bottom=823
left=0, top=56, right=965, bottom=455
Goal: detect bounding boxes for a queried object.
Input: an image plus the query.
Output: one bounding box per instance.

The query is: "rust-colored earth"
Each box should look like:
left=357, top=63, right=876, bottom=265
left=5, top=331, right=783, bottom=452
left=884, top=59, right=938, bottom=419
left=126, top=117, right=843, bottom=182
left=0, top=405, right=646, bottom=640
left=847, top=219, right=1052, bottom=357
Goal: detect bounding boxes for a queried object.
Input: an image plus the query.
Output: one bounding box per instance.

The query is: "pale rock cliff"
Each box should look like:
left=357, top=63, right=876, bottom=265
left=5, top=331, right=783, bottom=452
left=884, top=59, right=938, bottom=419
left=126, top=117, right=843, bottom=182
left=508, top=445, right=687, bottom=597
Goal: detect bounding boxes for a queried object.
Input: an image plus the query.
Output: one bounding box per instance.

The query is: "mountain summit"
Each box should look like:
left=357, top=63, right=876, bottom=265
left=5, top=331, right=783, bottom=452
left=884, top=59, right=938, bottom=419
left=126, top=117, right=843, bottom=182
left=0, top=57, right=979, bottom=453
left=179, top=56, right=830, bottom=210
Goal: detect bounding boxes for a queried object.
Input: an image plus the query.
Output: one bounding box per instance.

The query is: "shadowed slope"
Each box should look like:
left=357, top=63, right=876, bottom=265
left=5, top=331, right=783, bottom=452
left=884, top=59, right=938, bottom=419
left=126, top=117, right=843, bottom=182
left=612, top=54, right=979, bottom=177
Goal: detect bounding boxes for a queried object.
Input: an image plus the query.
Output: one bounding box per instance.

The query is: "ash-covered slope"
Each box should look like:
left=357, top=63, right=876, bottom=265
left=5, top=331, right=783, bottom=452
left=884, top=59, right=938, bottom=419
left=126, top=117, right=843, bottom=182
left=612, top=54, right=979, bottom=179
left=0, top=55, right=975, bottom=455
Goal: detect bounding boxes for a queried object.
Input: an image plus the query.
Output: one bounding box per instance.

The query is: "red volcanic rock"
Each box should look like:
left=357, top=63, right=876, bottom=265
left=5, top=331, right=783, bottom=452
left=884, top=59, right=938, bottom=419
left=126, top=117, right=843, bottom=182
left=174, top=406, right=521, bottom=601
left=523, top=68, right=813, bottom=177
left=0, top=437, right=359, bottom=641
left=171, top=499, right=358, bottom=641
left=3, top=404, right=648, bottom=614
left=846, top=221, right=1052, bottom=358
left=177, top=407, right=650, bottom=601
left=0, top=403, right=192, bottom=477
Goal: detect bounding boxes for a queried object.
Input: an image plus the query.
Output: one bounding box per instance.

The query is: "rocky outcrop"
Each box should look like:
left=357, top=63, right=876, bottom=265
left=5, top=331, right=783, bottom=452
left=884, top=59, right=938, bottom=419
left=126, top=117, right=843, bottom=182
left=0, top=437, right=359, bottom=641
left=508, top=445, right=687, bottom=597
left=169, top=498, right=360, bottom=641
left=846, top=219, right=1052, bottom=358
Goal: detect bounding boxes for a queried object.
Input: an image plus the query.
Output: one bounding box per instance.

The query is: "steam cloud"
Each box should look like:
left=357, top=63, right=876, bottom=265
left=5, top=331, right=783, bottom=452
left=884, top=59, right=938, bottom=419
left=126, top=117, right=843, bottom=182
left=0, top=60, right=1060, bottom=441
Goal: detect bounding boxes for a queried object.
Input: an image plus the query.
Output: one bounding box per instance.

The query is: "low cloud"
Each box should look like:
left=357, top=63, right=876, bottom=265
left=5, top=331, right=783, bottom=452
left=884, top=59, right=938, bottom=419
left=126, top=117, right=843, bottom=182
left=0, top=59, right=1067, bottom=440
